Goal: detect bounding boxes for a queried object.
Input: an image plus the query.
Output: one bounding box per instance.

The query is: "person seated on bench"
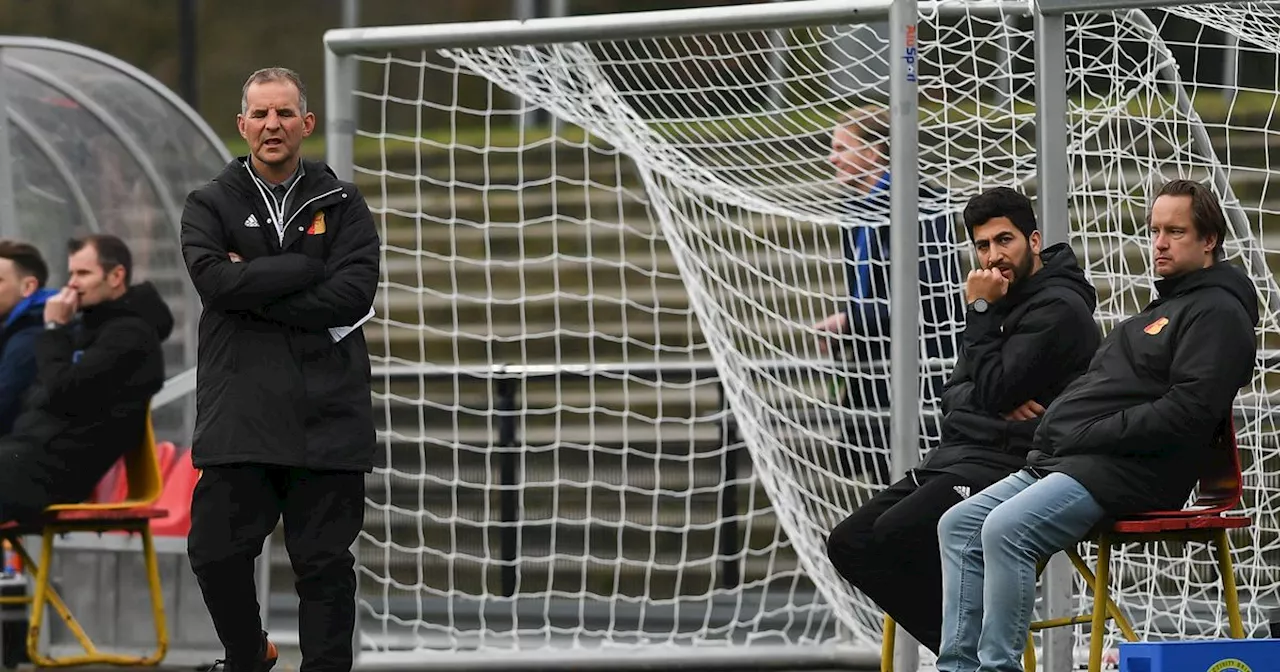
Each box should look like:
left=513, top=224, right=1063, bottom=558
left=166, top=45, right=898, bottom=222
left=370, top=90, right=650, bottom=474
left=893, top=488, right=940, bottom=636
left=0, top=234, right=173, bottom=524
left=0, top=240, right=58, bottom=436
left=934, top=178, right=1259, bottom=672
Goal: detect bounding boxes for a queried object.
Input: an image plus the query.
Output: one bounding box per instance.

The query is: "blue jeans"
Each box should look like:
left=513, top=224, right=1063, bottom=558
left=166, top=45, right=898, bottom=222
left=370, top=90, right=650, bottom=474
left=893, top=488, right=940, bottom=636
left=935, top=469, right=1106, bottom=672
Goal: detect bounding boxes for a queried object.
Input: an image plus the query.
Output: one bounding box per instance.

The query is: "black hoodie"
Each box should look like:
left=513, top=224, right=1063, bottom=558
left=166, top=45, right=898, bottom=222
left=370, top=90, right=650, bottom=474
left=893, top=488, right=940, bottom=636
left=1, top=282, right=174, bottom=514
left=1026, top=262, right=1259, bottom=515
left=917, top=243, right=1101, bottom=487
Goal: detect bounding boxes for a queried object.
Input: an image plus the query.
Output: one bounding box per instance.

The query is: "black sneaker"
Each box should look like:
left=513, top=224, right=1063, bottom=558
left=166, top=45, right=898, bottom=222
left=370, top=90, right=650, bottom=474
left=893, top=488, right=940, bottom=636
left=206, top=632, right=278, bottom=672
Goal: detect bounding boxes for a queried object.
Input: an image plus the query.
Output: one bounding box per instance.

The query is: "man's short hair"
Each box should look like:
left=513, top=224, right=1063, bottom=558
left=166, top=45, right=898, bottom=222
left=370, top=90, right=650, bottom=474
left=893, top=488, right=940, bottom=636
left=835, top=104, right=890, bottom=146
left=68, top=234, right=133, bottom=285
left=962, top=187, right=1038, bottom=240
left=1151, top=179, right=1228, bottom=261
left=0, top=240, right=49, bottom=289
left=241, top=67, right=308, bottom=115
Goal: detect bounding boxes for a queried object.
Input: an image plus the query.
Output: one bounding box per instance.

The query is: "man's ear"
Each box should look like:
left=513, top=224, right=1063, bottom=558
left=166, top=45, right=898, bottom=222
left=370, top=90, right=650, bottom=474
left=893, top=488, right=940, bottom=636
left=1028, top=230, right=1043, bottom=255
left=108, top=265, right=127, bottom=289
left=19, top=276, right=38, bottom=298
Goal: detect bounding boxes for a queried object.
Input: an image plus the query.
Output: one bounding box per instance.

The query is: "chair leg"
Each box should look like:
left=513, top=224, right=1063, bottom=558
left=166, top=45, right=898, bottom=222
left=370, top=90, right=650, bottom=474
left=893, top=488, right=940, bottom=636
left=23, top=531, right=101, bottom=667
left=1213, top=528, right=1245, bottom=639
left=1023, top=632, right=1037, bottom=672
left=881, top=614, right=895, bottom=672
left=16, top=524, right=168, bottom=667
left=1066, top=547, right=1139, bottom=643
left=1088, top=535, right=1112, bottom=672
left=139, top=525, right=169, bottom=664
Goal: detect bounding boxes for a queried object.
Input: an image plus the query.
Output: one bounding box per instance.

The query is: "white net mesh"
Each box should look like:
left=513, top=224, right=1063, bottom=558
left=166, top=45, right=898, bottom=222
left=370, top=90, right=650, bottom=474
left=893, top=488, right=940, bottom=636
left=344, top=0, right=1280, bottom=663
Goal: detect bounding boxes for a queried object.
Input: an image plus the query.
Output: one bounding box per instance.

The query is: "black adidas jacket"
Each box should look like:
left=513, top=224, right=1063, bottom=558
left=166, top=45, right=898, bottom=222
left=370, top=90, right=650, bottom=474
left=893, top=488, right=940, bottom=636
left=1026, top=262, right=1258, bottom=515
left=180, top=157, right=380, bottom=472
left=917, top=243, right=1101, bottom=487
left=2, top=283, right=173, bottom=515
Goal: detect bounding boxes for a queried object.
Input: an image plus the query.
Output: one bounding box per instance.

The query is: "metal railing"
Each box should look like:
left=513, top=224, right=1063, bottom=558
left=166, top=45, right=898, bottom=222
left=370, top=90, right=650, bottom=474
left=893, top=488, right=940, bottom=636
left=372, top=355, right=942, bottom=598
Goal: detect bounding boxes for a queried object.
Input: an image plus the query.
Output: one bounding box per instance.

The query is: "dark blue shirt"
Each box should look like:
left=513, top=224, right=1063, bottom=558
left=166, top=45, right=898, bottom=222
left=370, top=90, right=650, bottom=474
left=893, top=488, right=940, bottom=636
left=838, top=175, right=964, bottom=404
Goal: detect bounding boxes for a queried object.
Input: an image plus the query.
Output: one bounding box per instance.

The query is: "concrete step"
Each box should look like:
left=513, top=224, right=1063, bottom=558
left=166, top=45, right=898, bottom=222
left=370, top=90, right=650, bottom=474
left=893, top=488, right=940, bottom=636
left=365, top=315, right=813, bottom=364
left=374, top=377, right=721, bottom=421
left=350, top=121, right=1280, bottom=195
left=374, top=422, right=726, bottom=454
left=276, top=534, right=796, bottom=598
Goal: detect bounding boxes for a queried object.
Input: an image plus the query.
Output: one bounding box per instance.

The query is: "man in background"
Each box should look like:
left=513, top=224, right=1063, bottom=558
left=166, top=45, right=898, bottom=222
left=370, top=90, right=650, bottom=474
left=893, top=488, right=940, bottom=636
left=814, top=105, right=965, bottom=482
left=0, top=241, right=56, bottom=435
left=0, top=234, right=172, bottom=522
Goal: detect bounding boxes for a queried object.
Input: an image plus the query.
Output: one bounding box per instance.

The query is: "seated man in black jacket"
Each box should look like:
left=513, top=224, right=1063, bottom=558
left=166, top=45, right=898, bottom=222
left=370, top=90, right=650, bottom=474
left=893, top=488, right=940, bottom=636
left=825, top=187, right=1101, bottom=654
left=0, top=234, right=173, bottom=524
left=935, top=179, right=1258, bottom=672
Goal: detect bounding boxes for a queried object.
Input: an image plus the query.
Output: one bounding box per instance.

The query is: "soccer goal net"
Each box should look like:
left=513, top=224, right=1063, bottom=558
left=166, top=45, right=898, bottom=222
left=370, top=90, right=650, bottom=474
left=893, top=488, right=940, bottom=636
left=327, top=0, right=1280, bottom=666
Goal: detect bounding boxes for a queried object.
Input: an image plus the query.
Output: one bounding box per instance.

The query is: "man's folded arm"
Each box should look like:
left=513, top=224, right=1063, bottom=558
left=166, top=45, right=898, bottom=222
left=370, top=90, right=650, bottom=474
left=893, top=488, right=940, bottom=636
left=181, top=191, right=326, bottom=311
left=252, top=191, right=381, bottom=330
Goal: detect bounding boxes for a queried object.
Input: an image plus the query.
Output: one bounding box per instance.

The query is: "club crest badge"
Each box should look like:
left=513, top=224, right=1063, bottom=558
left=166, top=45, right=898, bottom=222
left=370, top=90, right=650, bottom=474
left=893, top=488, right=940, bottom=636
left=1144, top=317, right=1169, bottom=335
left=307, top=212, right=326, bottom=235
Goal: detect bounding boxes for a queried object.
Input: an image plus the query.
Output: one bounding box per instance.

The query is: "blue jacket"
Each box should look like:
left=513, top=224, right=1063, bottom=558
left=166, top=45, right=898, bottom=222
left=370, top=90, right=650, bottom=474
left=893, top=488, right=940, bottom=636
left=0, top=288, right=58, bottom=435
left=838, top=175, right=964, bottom=406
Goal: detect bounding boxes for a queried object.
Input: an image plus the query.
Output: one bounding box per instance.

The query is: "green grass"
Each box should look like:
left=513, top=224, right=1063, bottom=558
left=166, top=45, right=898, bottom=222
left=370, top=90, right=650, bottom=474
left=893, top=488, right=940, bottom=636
left=219, top=90, right=1280, bottom=164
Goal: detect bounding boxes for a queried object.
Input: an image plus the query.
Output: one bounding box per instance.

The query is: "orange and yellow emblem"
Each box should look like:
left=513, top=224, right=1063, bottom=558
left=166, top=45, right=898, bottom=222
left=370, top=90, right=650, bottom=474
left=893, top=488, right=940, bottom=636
left=1143, top=317, right=1169, bottom=335
left=307, top=212, right=326, bottom=235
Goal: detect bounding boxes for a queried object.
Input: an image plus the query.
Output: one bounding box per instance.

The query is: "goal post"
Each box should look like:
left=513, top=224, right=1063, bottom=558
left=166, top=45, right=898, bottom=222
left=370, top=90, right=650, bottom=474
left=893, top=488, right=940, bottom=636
left=325, top=0, right=1280, bottom=669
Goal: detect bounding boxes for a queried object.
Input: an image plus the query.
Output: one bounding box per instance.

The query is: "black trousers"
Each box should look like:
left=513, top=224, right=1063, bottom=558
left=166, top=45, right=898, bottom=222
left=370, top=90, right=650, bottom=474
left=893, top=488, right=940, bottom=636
left=825, top=471, right=974, bottom=654
left=188, top=465, right=365, bottom=672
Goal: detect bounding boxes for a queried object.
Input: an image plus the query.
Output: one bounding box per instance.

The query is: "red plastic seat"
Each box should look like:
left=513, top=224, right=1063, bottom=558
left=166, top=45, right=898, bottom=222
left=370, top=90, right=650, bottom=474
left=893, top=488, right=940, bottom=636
left=1111, top=514, right=1250, bottom=533
left=150, top=448, right=199, bottom=538
left=90, top=441, right=179, bottom=507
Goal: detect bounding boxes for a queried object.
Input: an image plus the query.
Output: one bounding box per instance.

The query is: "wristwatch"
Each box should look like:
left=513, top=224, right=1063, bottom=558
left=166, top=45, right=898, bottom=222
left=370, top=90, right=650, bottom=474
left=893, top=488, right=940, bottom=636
left=44, top=321, right=62, bottom=331
left=968, top=298, right=990, bottom=314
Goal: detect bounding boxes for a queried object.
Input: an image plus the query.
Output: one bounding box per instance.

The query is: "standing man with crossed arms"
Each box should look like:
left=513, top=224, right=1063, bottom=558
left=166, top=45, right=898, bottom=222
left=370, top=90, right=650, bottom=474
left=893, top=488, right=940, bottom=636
left=180, top=67, right=380, bottom=672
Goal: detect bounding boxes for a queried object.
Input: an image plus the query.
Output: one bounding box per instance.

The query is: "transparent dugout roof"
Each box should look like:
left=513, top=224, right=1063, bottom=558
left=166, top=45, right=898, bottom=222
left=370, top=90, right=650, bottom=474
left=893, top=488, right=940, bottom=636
left=0, top=37, right=233, bottom=442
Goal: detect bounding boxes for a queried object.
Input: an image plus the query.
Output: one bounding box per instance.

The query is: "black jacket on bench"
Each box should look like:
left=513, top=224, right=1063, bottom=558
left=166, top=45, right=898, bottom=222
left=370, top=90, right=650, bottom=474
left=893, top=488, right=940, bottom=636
left=1026, top=262, right=1258, bottom=516
left=917, top=243, right=1100, bottom=487
left=0, top=282, right=173, bottom=519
